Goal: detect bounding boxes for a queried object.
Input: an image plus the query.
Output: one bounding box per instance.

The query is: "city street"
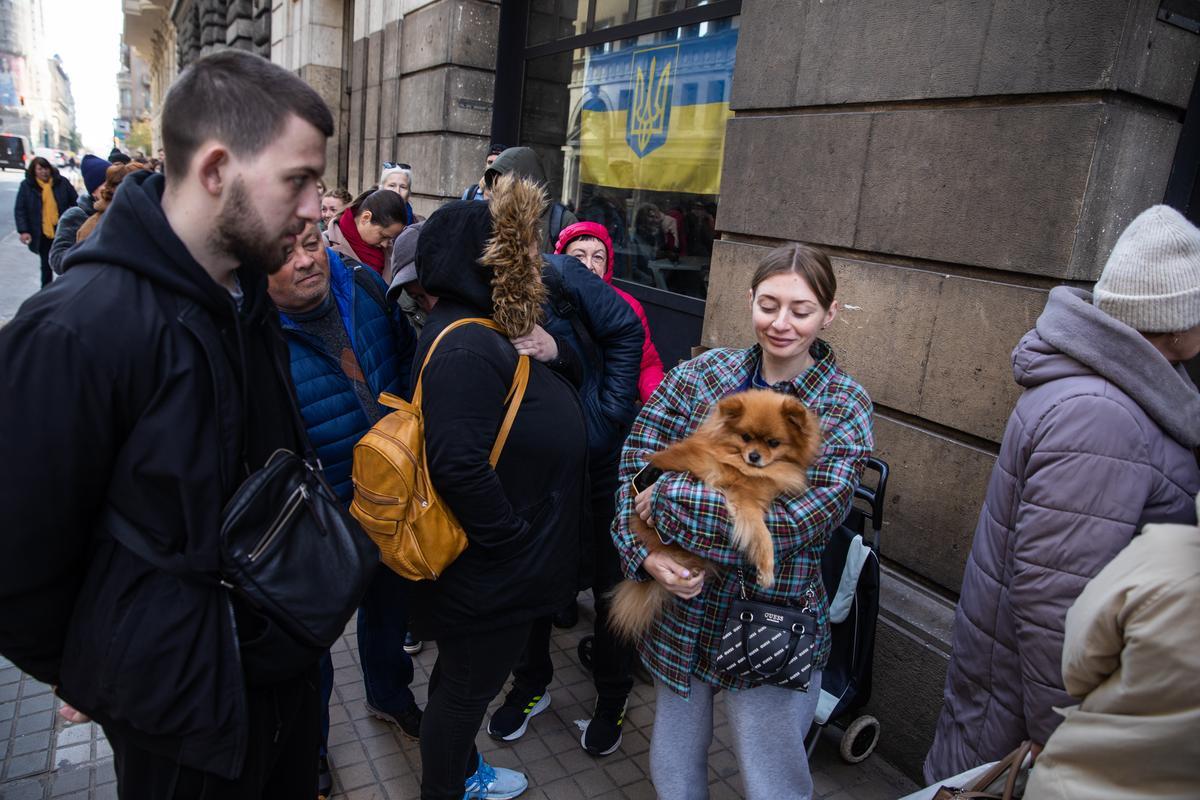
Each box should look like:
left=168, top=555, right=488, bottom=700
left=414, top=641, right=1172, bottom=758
left=0, top=170, right=44, bottom=326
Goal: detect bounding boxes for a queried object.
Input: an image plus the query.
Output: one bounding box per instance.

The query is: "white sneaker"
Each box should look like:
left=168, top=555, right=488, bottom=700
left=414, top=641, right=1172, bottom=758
left=463, top=754, right=528, bottom=799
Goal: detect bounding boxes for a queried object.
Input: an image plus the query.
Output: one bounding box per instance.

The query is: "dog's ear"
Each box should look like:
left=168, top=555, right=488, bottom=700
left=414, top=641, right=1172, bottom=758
left=782, top=397, right=814, bottom=433
left=717, top=394, right=745, bottom=421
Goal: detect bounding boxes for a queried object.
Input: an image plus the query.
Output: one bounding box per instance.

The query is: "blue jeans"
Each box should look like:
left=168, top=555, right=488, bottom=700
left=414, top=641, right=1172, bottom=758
left=320, top=565, right=417, bottom=754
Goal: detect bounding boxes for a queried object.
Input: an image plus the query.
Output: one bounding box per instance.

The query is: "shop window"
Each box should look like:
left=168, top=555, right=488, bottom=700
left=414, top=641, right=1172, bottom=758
left=520, top=17, right=739, bottom=300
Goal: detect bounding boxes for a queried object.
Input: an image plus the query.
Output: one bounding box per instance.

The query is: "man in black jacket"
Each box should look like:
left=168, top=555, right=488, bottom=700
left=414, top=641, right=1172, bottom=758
left=0, top=51, right=334, bottom=797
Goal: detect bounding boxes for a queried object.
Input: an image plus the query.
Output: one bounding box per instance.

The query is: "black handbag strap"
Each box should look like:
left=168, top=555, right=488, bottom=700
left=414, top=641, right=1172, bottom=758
left=101, top=504, right=225, bottom=586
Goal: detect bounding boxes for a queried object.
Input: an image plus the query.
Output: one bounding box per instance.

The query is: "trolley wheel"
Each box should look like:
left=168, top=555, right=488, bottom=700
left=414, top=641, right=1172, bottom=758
left=577, top=634, right=595, bottom=672
left=839, top=715, right=880, bottom=763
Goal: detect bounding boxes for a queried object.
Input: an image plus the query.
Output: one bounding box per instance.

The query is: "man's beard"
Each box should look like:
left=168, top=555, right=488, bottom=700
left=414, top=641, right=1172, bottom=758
left=210, top=177, right=301, bottom=276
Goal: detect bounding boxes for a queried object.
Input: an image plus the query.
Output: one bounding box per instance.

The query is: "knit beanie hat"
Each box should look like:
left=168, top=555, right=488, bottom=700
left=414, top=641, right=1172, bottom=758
left=80, top=154, right=110, bottom=196
left=108, top=148, right=131, bottom=165
left=1093, top=205, right=1200, bottom=333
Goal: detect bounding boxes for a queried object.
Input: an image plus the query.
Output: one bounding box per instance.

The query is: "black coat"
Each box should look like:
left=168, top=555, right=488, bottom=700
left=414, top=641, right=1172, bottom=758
left=0, top=172, right=306, bottom=779
left=541, top=253, right=641, bottom=475
left=13, top=174, right=77, bottom=251
left=409, top=202, right=588, bottom=639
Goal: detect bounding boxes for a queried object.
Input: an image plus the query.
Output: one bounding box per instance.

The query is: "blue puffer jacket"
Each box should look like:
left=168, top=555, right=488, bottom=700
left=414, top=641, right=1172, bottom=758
left=541, top=254, right=642, bottom=471
left=279, top=250, right=416, bottom=503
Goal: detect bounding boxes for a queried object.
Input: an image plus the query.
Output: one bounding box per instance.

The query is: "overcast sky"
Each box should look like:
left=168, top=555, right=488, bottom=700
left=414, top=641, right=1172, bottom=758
left=43, top=0, right=122, bottom=154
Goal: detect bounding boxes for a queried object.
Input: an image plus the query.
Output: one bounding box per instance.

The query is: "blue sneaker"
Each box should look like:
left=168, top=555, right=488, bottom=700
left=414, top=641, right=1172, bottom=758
left=463, top=754, right=528, bottom=800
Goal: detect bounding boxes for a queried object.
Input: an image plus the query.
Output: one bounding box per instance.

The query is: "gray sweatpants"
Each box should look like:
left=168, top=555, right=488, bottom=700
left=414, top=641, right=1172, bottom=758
left=650, top=672, right=823, bottom=800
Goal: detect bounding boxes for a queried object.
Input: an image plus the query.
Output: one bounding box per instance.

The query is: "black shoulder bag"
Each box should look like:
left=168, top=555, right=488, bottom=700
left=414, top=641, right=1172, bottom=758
left=106, top=372, right=379, bottom=653
left=219, top=444, right=378, bottom=649
left=217, top=337, right=379, bottom=648
left=712, top=570, right=820, bottom=691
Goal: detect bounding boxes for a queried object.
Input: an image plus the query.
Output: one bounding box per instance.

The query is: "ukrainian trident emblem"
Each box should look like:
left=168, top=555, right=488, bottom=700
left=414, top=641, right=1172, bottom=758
left=627, top=45, right=677, bottom=158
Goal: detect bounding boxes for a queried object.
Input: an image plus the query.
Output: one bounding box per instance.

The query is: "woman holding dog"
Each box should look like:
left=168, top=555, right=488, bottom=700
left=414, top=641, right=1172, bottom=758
left=611, top=243, right=873, bottom=799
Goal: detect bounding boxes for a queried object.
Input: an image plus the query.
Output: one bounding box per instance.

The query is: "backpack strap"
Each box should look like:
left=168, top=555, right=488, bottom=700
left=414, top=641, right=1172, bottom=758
left=542, top=257, right=601, bottom=372
left=549, top=203, right=566, bottom=248
left=489, top=355, right=529, bottom=466
left=409, top=317, right=530, bottom=466
left=352, top=265, right=390, bottom=314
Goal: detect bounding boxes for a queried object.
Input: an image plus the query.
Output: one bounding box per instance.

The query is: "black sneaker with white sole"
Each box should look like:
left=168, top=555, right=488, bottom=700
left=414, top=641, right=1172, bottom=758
left=581, top=697, right=627, bottom=756
left=487, top=689, right=550, bottom=741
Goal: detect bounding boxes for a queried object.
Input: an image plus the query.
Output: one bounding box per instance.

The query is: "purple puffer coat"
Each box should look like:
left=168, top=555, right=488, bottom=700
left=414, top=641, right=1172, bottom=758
left=924, top=287, right=1200, bottom=783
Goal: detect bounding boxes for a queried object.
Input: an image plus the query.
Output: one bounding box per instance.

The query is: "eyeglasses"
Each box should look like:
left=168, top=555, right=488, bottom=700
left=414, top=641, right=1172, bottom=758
left=382, top=161, right=411, bottom=171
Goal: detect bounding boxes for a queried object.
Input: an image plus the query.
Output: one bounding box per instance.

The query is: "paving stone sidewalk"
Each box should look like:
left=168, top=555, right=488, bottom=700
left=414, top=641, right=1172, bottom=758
left=0, top=597, right=916, bottom=799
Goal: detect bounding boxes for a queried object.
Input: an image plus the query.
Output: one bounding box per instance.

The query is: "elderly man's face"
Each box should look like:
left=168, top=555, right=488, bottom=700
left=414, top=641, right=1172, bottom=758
left=267, top=222, right=330, bottom=314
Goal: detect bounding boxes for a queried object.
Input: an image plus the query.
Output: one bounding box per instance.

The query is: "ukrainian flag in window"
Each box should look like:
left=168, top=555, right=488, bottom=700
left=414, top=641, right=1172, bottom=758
left=580, top=27, right=737, bottom=197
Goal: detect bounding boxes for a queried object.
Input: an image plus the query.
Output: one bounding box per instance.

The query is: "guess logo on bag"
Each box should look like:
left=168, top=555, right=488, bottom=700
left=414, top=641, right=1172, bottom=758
left=764, top=612, right=784, bottom=623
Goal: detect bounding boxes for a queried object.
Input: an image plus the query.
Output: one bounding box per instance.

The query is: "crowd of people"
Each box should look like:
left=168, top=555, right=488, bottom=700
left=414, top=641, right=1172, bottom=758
left=1, top=48, right=1198, bottom=800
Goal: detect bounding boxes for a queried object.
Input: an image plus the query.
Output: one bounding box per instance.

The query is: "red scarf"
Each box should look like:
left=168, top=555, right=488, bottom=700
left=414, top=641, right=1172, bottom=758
left=336, top=208, right=385, bottom=274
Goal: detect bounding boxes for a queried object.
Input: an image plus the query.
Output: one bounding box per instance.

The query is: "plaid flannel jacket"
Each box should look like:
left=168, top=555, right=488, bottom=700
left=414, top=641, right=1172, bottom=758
left=611, top=343, right=874, bottom=697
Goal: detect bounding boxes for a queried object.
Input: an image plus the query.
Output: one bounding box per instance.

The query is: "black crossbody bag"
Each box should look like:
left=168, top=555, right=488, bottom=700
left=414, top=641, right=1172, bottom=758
left=106, top=367, right=379, bottom=652
left=219, top=444, right=378, bottom=648
left=712, top=570, right=820, bottom=692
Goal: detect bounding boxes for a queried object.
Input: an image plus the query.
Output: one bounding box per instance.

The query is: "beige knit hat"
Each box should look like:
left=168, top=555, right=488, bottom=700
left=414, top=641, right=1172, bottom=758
left=1093, top=205, right=1200, bottom=333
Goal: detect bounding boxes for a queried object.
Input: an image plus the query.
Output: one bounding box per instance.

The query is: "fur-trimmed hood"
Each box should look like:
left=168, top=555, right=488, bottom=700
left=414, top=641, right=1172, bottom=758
left=415, top=176, right=547, bottom=337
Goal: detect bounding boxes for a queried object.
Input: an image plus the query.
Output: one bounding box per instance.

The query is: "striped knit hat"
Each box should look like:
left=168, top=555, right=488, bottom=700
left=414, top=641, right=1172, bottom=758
left=1093, top=205, right=1200, bottom=333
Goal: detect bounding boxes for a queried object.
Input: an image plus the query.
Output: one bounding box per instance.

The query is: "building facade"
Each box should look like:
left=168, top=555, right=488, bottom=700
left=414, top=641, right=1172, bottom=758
left=131, top=0, right=1200, bottom=777
left=0, top=0, right=62, bottom=148
left=47, top=54, right=74, bottom=150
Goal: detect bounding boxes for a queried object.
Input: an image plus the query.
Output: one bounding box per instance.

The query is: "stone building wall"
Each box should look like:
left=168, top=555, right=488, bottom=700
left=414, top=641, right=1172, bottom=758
left=704, top=0, right=1199, bottom=774
left=173, top=0, right=271, bottom=71
left=273, top=0, right=500, bottom=209
left=347, top=0, right=500, bottom=216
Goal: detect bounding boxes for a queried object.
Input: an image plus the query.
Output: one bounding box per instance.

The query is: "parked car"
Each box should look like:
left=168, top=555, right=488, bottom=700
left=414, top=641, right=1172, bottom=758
left=0, top=134, right=32, bottom=171
left=33, top=147, right=68, bottom=168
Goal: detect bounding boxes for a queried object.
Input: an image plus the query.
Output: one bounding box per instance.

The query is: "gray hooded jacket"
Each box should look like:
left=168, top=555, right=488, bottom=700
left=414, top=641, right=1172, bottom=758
left=925, top=286, right=1200, bottom=783
left=485, top=147, right=577, bottom=252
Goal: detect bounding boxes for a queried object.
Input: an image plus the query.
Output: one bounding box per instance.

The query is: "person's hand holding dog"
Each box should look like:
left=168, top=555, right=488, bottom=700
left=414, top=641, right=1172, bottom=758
left=636, top=486, right=704, bottom=599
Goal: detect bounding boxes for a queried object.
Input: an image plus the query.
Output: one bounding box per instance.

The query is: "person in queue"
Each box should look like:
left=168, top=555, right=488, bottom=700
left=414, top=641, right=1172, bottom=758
left=925, top=204, right=1200, bottom=782
left=0, top=50, right=335, bottom=797
left=14, top=155, right=78, bottom=286
left=379, top=162, right=419, bottom=224
left=320, top=187, right=352, bottom=232
left=611, top=243, right=873, bottom=799
left=266, top=221, right=419, bottom=800
left=410, top=175, right=588, bottom=799
left=324, top=187, right=408, bottom=280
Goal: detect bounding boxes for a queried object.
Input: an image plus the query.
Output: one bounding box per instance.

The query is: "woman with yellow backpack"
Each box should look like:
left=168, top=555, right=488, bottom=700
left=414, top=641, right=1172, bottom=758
left=403, top=175, right=587, bottom=800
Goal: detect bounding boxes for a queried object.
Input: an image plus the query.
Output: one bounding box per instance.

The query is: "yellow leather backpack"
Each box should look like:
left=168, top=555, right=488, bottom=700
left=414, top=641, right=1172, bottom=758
left=350, top=318, right=529, bottom=580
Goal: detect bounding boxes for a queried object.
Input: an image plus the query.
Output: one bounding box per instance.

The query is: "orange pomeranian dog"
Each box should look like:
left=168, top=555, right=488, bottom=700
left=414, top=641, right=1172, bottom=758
left=608, top=389, right=822, bottom=643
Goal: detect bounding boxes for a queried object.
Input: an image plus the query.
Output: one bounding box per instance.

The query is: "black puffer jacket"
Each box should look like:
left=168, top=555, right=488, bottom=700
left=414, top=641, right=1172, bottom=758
left=542, top=253, right=641, bottom=474
left=409, top=200, right=588, bottom=639
left=0, top=172, right=307, bottom=779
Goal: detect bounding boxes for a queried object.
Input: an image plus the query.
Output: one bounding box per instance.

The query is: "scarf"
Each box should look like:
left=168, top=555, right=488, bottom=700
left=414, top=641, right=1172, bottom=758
left=38, top=178, right=58, bottom=239
left=336, top=207, right=385, bottom=274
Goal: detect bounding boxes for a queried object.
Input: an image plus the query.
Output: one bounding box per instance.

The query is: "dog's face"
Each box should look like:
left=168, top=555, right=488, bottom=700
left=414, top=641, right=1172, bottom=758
left=715, top=391, right=820, bottom=469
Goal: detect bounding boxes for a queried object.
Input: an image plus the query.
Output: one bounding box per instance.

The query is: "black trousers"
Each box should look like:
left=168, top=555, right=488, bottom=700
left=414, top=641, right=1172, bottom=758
left=37, top=236, right=52, bottom=287
left=420, top=621, right=534, bottom=800
left=512, top=487, right=637, bottom=702
left=106, top=668, right=321, bottom=800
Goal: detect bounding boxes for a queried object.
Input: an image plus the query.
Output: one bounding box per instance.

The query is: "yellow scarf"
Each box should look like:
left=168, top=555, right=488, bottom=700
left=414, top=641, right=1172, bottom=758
left=38, top=178, right=59, bottom=239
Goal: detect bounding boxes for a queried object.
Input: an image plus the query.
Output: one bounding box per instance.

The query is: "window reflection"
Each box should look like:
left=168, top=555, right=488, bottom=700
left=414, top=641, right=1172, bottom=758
left=521, top=18, right=738, bottom=299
